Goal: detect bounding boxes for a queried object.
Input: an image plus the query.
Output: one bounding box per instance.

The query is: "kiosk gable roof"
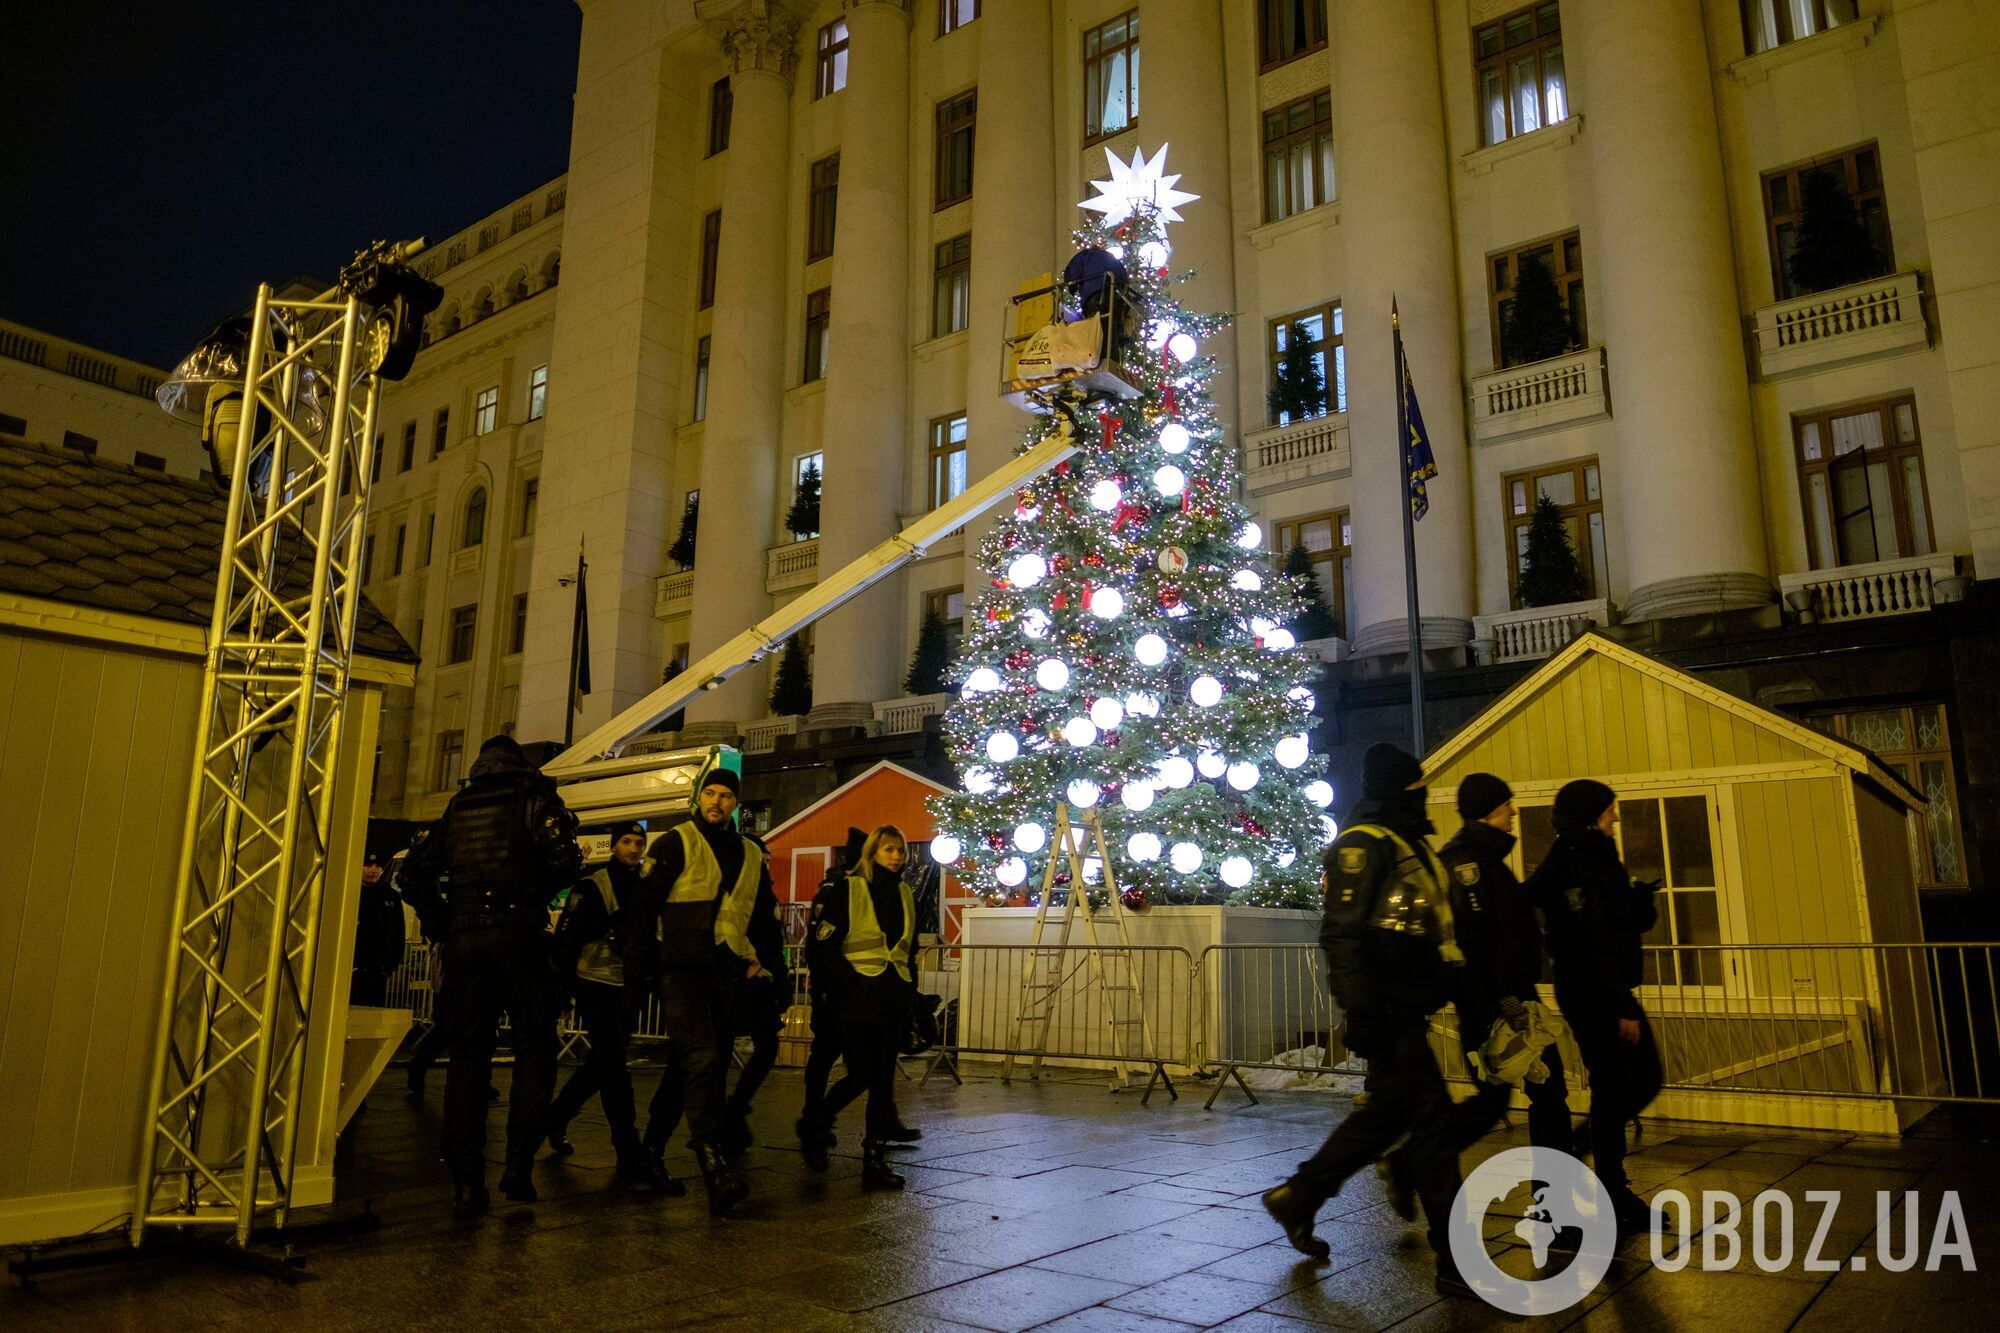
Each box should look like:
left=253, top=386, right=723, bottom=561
left=765, top=760, right=954, bottom=852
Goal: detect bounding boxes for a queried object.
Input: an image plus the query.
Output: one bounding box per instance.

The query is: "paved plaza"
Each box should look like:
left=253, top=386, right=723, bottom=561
left=4, top=1061, right=1994, bottom=1331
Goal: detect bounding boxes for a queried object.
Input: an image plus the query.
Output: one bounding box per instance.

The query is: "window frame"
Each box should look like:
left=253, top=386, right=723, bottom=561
left=934, top=88, right=977, bottom=209
left=420, top=512, right=435, bottom=567
left=1805, top=703, right=1968, bottom=890
left=698, top=209, right=722, bottom=309
left=461, top=486, right=487, bottom=550
left=1487, top=229, right=1586, bottom=368
left=1791, top=395, right=1933, bottom=572
left=1760, top=142, right=1893, bottom=302
left=400, top=421, right=416, bottom=472
left=938, top=0, right=979, bottom=36
left=707, top=75, right=733, bottom=156
left=1257, top=0, right=1327, bottom=73
left=924, top=585, right=966, bottom=661
left=693, top=335, right=711, bottom=422
left=510, top=592, right=530, bottom=656
left=1275, top=509, right=1352, bottom=642
left=528, top=364, right=548, bottom=421
left=1265, top=300, right=1345, bottom=425
left=1740, top=0, right=1859, bottom=55
left=807, top=154, right=840, bottom=263
left=436, top=730, right=465, bottom=791
left=1503, top=457, right=1606, bottom=607
left=473, top=385, right=499, bottom=436
left=1083, top=11, right=1140, bottom=145
left=928, top=412, right=969, bottom=511
left=432, top=407, right=449, bottom=458
left=1474, top=2, right=1568, bottom=148
left=446, top=604, right=478, bottom=665
left=931, top=234, right=971, bottom=338
left=519, top=476, right=538, bottom=539
left=803, top=287, right=831, bottom=384
left=1260, top=89, right=1334, bottom=224
left=815, top=18, right=850, bottom=99
left=392, top=523, right=406, bottom=577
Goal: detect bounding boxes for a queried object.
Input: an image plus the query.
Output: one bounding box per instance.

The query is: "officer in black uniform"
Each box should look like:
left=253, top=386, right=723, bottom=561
left=349, top=850, right=407, bottom=1007
left=398, top=734, right=581, bottom=1218
left=797, top=827, right=863, bottom=1154
left=1529, top=779, right=1661, bottom=1236
left=626, top=765, right=765, bottom=1216
left=1262, top=743, right=1472, bottom=1300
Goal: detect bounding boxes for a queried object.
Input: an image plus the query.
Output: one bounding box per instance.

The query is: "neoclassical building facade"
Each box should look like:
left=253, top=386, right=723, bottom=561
left=365, top=0, right=1998, bottom=907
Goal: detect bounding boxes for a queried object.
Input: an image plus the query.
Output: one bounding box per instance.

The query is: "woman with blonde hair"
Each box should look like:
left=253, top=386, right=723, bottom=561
left=798, top=824, right=917, bottom=1190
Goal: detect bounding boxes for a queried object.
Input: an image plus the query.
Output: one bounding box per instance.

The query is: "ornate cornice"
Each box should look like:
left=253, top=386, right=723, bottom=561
left=696, top=0, right=808, bottom=83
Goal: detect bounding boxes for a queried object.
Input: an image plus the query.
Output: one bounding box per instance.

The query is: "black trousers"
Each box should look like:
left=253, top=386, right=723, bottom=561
left=350, top=969, right=389, bottom=1008
left=647, top=964, right=732, bottom=1149
left=1290, top=1018, right=1460, bottom=1257
left=442, top=926, right=558, bottom=1182
left=1437, top=1042, right=1573, bottom=1156
left=549, top=978, right=640, bottom=1154
left=801, top=995, right=842, bottom=1120
left=1563, top=999, right=1660, bottom=1194
left=821, top=1009, right=900, bottom=1141
left=644, top=984, right=781, bottom=1151
left=728, top=978, right=783, bottom=1116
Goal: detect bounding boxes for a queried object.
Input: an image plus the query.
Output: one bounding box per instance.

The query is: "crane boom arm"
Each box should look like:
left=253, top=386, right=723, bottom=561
left=543, top=428, right=1077, bottom=777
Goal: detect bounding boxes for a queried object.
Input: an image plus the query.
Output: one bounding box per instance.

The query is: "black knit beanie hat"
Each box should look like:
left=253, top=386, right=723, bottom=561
left=1361, top=743, right=1425, bottom=800
left=1553, top=779, right=1616, bottom=833
left=1457, top=772, right=1513, bottom=822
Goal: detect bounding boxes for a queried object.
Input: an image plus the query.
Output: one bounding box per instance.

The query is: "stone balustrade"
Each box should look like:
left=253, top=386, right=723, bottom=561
left=765, top=538, right=820, bottom=595
left=1240, top=414, right=1351, bottom=496
left=1753, top=270, right=1927, bottom=380
left=1777, top=553, right=1957, bottom=623
left=654, top=569, right=694, bottom=619
left=1471, top=597, right=1611, bottom=663
left=1469, top=346, right=1610, bottom=444
left=739, top=715, right=801, bottom=754
left=873, top=692, right=952, bottom=734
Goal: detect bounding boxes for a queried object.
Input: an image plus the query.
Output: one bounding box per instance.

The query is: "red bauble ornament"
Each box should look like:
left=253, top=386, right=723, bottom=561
left=1083, top=553, right=1105, bottom=568
left=1098, top=412, right=1124, bottom=451
left=1159, top=586, right=1182, bottom=609
left=1055, top=460, right=1071, bottom=476
left=1121, top=886, right=1149, bottom=913
left=1052, top=591, right=1070, bottom=610
left=986, top=831, right=1006, bottom=850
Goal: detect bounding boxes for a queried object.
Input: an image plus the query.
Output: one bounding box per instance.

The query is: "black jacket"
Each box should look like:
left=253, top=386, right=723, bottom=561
left=1529, top=827, right=1658, bottom=1022
left=353, top=878, right=407, bottom=977
left=1438, top=821, right=1544, bottom=1037
left=1319, top=797, right=1455, bottom=1023
left=397, top=748, right=580, bottom=934
left=551, top=855, right=647, bottom=978
left=811, top=865, right=917, bottom=1023
left=624, top=817, right=773, bottom=987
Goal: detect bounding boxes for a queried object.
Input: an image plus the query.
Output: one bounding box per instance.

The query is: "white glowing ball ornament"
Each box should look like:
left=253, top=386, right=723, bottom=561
left=1138, top=240, right=1170, bottom=270
left=1265, top=628, right=1297, bottom=651
left=1125, top=690, right=1161, bottom=717
left=1013, top=823, right=1047, bottom=853
left=964, top=767, right=996, bottom=795
left=1157, top=756, right=1194, bottom=789
left=1153, top=465, right=1187, bottom=498
left=1035, top=658, right=1070, bottom=691
left=1159, top=422, right=1190, bottom=455
left=1007, top=553, right=1047, bottom=588
left=1089, top=479, right=1122, bottom=511
left=1232, top=570, right=1263, bottom=592
left=1219, top=856, right=1253, bottom=889
left=996, top=857, right=1028, bottom=887
left=963, top=667, right=1000, bottom=696
left=1169, top=842, right=1204, bottom=874
left=1274, top=735, right=1310, bottom=769
left=1197, top=750, right=1228, bottom=779
left=1305, top=779, right=1334, bottom=808
left=1063, top=717, right=1099, bottom=748
left=1236, top=522, right=1264, bottom=551
left=1127, top=831, right=1162, bottom=863
left=1089, top=697, right=1124, bottom=730
left=930, top=834, right=963, bottom=865
left=1226, top=761, right=1261, bottom=792
left=1189, top=675, right=1224, bottom=707
left=1122, top=781, right=1157, bottom=813
left=1134, top=633, right=1169, bottom=667
left=1089, top=587, right=1125, bottom=620
left=986, top=731, right=1020, bottom=764
left=1168, top=332, right=1198, bottom=363
left=1022, top=609, right=1051, bottom=640
left=1067, top=778, right=1102, bottom=809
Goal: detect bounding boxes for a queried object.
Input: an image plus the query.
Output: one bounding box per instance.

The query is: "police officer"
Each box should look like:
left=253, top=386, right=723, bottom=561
left=398, top=734, right=582, bottom=1218
left=1529, top=779, right=1661, bottom=1236
left=547, top=821, right=682, bottom=1194
left=1262, top=743, right=1471, bottom=1300
left=796, top=828, right=863, bottom=1156
left=626, top=765, right=764, bottom=1217
left=349, top=850, right=407, bottom=1007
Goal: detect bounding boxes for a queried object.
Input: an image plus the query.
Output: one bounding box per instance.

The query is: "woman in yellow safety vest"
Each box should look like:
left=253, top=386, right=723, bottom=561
left=802, top=824, right=917, bottom=1190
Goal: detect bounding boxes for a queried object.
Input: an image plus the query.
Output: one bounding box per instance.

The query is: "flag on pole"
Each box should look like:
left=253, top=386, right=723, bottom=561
left=567, top=547, right=590, bottom=711
left=1399, top=331, right=1439, bottom=522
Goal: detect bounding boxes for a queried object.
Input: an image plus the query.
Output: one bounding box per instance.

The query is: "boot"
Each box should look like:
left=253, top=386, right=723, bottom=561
left=694, top=1141, right=749, bottom=1217
left=883, top=1121, right=923, bottom=1144
left=1377, top=1149, right=1417, bottom=1222
left=497, top=1153, right=538, bottom=1204
left=1609, top=1186, right=1653, bottom=1238
left=796, top=1117, right=830, bottom=1173
left=618, top=1149, right=688, bottom=1197
left=452, top=1180, right=489, bottom=1220
left=547, top=1120, right=576, bottom=1156
left=860, top=1141, right=905, bottom=1191
left=406, top=1064, right=427, bottom=1097
left=1261, top=1182, right=1331, bottom=1261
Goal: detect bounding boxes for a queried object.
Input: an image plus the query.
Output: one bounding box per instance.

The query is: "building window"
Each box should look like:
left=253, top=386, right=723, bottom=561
left=1622, top=793, right=1723, bottom=989
left=400, top=421, right=416, bottom=471
left=1505, top=459, right=1606, bottom=606
left=932, top=234, right=971, bottom=337
left=935, top=89, right=977, bottom=208
left=698, top=210, right=722, bottom=309
left=511, top=593, right=530, bottom=655
left=928, top=412, right=968, bottom=510
left=1741, top=0, right=1859, bottom=55
left=939, top=0, right=979, bottom=36
left=1258, top=0, right=1327, bottom=71
left=804, top=288, right=831, bottom=383
left=519, top=477, right=538, bottom=538
left=707, top=76, right=732, bottom=155
left=474, top=386, right=499, bottom=435
left=1084, top=11, right=1139, bottom=143
left=420, top=512, right=435, bottom=566
left=392, top=523, right=406, bottom=576
left=1266, top=302, right=1345, bottom=425
left=133, top=451, right=166, bottom=471
left=1276, top=510, right=1351, bottom=641
left=62, top=430, right=97, bottom=455
left=0, top=413, right=26, bottom=435
left=1488, top=231, right=1586, bottom=367
left=1261, top=90, right=1333, bottom=223
left=447, top=605, right=478, bottom=664
left=528, top=365, right=548, bottom=420
left=462, top=487, right=487, bottom=549
left=1762, top=143, right=1893, bottom=301
left=815, top=18, right=849, bottom=99
left=792, top=451, right=825, bottom=543
left=371, top=435, right=384, bottom=483
left=361, top=533, right=375, bottom=585
left=1794, top=397, right=1932, bottom=572
left=432, top=407, right=449, bottom=457
left=807, top=154, right=840, bottom=263
left=436, top=730, right=465, bottom=791
left=693, top=336, right=711, bottom=421
left=1806, top=704, right=1967, bottom=889
left=1475, top=3, right=1568, bottom=147
left=925, top=585, right=966, bottom=659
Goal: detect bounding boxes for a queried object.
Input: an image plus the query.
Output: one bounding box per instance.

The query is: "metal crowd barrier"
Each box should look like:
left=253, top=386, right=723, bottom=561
left=1193, top=944, right=1365, bottom=1109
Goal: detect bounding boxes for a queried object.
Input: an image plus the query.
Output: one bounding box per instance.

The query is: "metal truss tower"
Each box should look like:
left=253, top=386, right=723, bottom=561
left=131, top=281, right=387, bottom=1247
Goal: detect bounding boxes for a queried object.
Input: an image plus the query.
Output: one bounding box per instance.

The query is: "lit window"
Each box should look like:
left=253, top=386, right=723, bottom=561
left=528, top=365, right=548, bottom=420
left=928, top=413, right=969, bottom=509
left=1794, top=396, right=1932, bottom=572
left=932, top=235, right=971, bottom=337
left=1741, top=0, right=1859, bottom=54
left=1488, top=232, right=1585, bottom=367
left=1084, top=11, right=1139, bottom=143
left=1266, top=302, right=1345, bottom=425
left=1474, top=3, right=1567, bottom=147
left=1261, top=91, right=1333, bottom=223
left=447, top=605, right=477, bottom=664
left=815, top=18, right=849, bottom=99
left=474, top=386, right=498, bottom=435
left=935, top=89, right=977, bottom=208
left=1504, top=459, right=1606, bottom=607
left=803, top=288, right=831, bottom=383
left=939, top=0, right=979, bottom=36
left=808, top=155, right=840, bottom=263
left=1258, top=0, right=1327, bottom=70
left=1761, top=144, right=1892, bottom=301
left=1275, top=510, right=1351, bottom=641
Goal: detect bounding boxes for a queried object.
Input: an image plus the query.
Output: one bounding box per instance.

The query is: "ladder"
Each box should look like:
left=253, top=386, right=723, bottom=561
left=1004, top=805, right=1175, bottom=1101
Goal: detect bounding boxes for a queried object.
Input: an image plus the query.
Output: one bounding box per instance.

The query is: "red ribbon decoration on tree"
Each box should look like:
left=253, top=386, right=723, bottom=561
left=1098, top=412, right=1123, bottom=451
left=1162, top=383, right=1177, bottom=418
left=1112, top=501, right=1148, bottom=533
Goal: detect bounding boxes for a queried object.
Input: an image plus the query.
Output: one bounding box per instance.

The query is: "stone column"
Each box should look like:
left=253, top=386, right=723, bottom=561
left=681, top=0, right=803, bottom=734
left=807, top=0, right=912, bottom=725
left=1139, top=0, right=1239, bottom=440
left=961, top=0, right=1055, bottom=595
left=1576, top=0, right=1768, bottom=619
left=1334, top=0, right=1473, bottom=655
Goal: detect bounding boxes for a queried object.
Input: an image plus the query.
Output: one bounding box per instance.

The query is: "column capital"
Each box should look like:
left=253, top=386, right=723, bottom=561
left=696, top=0, right=808, bottom=83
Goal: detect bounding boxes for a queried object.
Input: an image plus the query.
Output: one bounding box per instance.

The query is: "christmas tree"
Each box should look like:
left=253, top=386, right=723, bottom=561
left=1788, top=167, right=1881, bottom=296
left=1266, top=320, right=1327, bottom=425
left=768, top=636, right=812, bottom=717
left=1283, top=544, right=1340, bottom=642
left=906, top=609, right=953, bottom=696
left=927, top=147, right=1334, bottom=909
left=1516, top=492, right=1590, bottom=607
left=1502, top=252, right=1571, bottom=367
left=786, top=461, right=822, bottom=540
left=668, top=492, right=699, bottom=570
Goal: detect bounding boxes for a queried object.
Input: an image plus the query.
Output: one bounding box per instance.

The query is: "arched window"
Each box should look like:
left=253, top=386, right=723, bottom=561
left=542, top=251, right=561, bottom=288
left=462, top=487, right=487, bottom=548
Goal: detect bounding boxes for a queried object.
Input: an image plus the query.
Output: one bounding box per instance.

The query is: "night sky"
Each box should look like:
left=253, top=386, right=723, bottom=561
left=0, top=2, right=582, bottom=371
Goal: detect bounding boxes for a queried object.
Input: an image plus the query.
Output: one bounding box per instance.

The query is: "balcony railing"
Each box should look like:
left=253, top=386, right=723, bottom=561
left=1471, top=597, right=1611, bottom=663
left=766, top=538, right=819, bottom=594
left=740, top=715, right=801, bottom=754
left=1469, top=346, right=1609, bottom=444
left=1241, top=413, right=1350, bottom=495
left=654, top=569, right=694, bottom=619
left=873, top=692, right=952, bottom=735
left=1778, top=553, right=1957, bottom=623
left=1753, top=270, right=1927, bottom=380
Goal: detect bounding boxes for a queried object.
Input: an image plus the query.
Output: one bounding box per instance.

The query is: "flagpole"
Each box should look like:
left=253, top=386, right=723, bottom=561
left=564, top=543, right=586, bottom=745
left=1393, top=302, right=1427, bottom=758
